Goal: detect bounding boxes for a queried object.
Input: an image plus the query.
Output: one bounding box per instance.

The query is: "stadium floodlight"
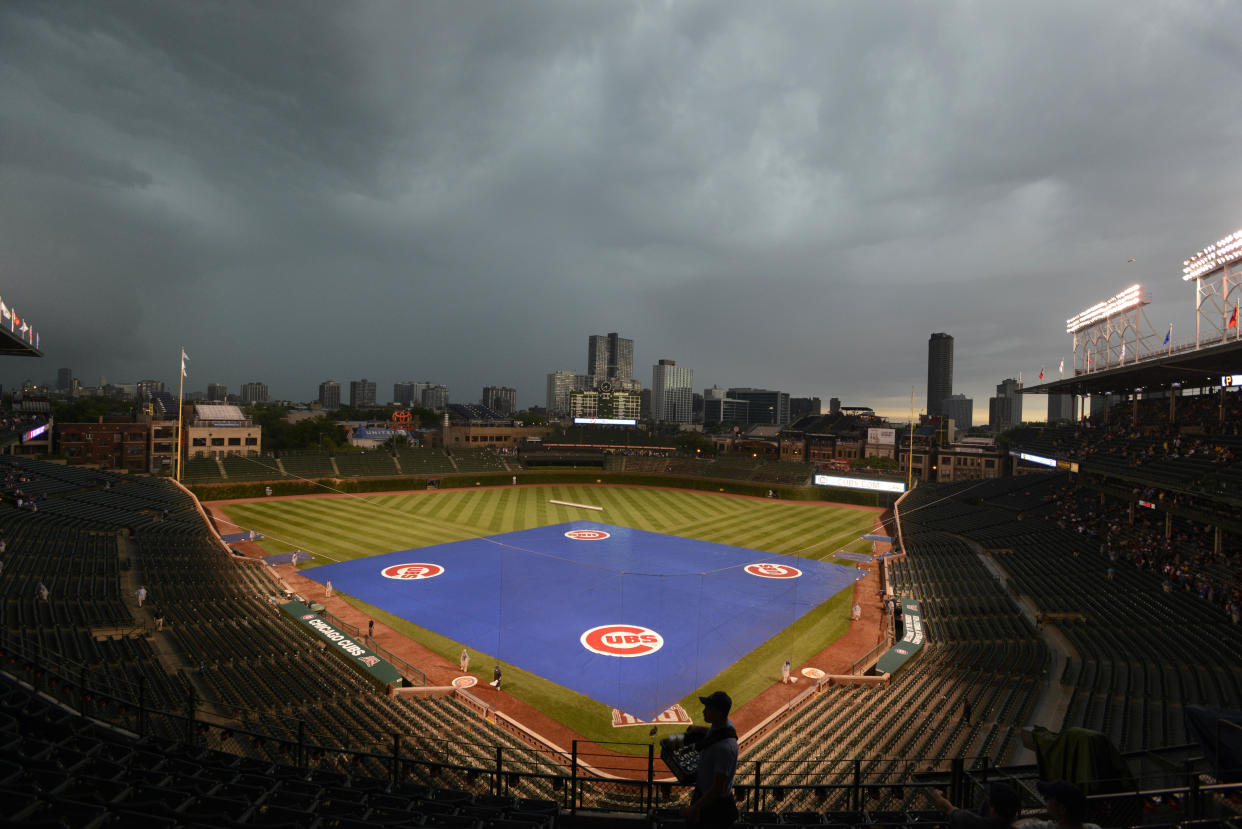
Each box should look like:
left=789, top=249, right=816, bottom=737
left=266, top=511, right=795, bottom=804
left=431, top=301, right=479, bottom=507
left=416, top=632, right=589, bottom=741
left=1066, top=284, right=1146, bottom=333
left=1183, top=226, right=1242, bottom=280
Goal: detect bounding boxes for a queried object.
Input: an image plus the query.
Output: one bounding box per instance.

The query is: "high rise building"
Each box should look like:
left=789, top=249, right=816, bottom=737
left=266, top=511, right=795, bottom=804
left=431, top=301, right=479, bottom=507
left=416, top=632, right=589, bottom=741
left=587, top=333, right=634, bottom=383
left=319, top=380, right=341, bottom=410
left=790, top=397, right=822, bottom=422
left=206, top=383, right=227, bottom=401
left=136, top=380, right=165, bottom=401
left=482, top=386, right=517, bottom=416
left=546, top=370, right=590, bottom=416
left=240, top=382, right=269, bottom=405
left=988, top=377, right=1022, bottom=432
left=942, top=393, right=973, bottom=431
left=927, top=333, right=954, bottom=417
left=349, top=379, right=376, bottom=409
left=727, top=388, right=791, bottom=425
left=57, top=368, right=73, bottom=391
left=651, top=360, right=693, bottom=424
left=1047, top=393, right=1075, bottom=423
left=393, top=382, right=416, bottom=407
left=420, top=384, right=449, bottom=410
left=393, top=382, right=434, bottom=407
left=829, top=397, right=841, bottom=415
left=704, top=396, right=750, bottom=425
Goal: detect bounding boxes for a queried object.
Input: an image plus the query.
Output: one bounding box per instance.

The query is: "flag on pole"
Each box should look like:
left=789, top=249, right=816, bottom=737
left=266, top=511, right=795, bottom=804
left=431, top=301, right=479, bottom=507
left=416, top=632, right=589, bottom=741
left=1230, top=303, right=1239, bottom=329
left=181, top=349, right=190, bottom=377
left=1163, top=324, right=1171, bottom=346
left=1039, top=366, right=1045, bottom=381
left=1059, top=358, right=1065, bottom=378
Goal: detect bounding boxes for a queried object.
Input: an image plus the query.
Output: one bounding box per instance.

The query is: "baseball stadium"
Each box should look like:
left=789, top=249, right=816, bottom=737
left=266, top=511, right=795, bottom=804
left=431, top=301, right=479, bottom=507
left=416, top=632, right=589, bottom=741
left=3, top=243, right=1242, bottom=827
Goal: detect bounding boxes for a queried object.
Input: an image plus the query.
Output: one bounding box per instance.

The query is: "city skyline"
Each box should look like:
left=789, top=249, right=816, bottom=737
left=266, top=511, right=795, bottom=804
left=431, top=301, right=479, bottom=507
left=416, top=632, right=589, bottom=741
left=4, top=3, right=1240, bottom=418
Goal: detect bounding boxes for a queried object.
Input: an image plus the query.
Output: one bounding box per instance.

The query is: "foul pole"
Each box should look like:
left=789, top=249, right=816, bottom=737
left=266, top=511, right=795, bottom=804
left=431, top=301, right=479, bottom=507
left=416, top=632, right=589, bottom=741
left=176, top=348, right=186, bottom=482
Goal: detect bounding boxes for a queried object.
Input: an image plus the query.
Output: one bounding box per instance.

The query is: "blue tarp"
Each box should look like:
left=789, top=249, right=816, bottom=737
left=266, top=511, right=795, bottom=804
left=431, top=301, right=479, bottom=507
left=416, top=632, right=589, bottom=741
left=300, top=521, right=858, bottom=720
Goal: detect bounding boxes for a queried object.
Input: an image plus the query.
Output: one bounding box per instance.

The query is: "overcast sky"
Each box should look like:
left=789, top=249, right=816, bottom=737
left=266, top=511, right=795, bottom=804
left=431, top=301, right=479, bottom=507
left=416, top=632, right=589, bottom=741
left=4, top=1, right=1241, bottom=419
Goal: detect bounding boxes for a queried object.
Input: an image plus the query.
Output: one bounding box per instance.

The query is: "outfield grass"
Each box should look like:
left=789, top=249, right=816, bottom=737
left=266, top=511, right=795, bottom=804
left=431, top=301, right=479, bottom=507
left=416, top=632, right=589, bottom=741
left=219, top=485, right=876, bottom=750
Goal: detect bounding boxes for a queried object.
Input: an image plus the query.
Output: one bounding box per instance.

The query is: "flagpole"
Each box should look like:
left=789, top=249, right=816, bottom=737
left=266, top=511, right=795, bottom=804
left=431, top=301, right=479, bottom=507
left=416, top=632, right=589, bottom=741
left=176, top=347, right=185, bottom=482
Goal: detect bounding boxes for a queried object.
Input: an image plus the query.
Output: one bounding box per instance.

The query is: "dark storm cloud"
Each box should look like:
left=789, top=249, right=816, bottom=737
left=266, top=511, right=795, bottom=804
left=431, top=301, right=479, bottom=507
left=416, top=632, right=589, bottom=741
left=4, top=1, right=1241, bottom=417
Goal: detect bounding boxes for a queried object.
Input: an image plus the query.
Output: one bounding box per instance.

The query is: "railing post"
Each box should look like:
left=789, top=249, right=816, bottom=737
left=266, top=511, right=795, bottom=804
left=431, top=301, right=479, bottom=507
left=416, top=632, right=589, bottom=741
left=137, top=674, right=145, bottom=738
left=496, top=746, right=503, bottom=796
left=853, top=759, right=862, bottom=812
left=185, top=686, right=195, bottom=745
left=647, top=742, right=655, bottom=814
left=297, top=720, right=305, bottom=769
left=949, top=757, right=965, bottom=810
left=754, top=760, right=763, bottom=813
left=571, top=740, right=579, bottom=813
left=391, top=733, right=400, bottom=787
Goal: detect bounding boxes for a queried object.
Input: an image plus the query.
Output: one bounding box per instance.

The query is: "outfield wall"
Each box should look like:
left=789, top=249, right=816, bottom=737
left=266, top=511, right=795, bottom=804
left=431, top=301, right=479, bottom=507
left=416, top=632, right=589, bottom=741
left=188, top=470, right=882, bottom=506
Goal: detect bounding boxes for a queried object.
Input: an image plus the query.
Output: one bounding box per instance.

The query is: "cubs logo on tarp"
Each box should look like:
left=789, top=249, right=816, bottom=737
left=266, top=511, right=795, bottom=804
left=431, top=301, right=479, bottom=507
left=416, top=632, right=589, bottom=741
left=301, top=614, right=315, bottom=620
left=381, top=563, right=444, bottom=580
left=564, top=529, right=610, bottom=541
left=452, top=676, right=478, bottom=689
left=358, top=656, right=380, bottom=667
left=744, top=563, right=802, bottom=579
left=580, top=624, right=664, bottom=657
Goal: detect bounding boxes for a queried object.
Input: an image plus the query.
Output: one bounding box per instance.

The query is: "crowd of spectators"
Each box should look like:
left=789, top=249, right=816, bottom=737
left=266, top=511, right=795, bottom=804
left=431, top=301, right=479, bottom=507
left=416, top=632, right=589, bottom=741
left=1035, top=393, right=1241, bottom=480
left=1045, top=479, right=1241, bottom=624
left=1013, top=388, right=1242, bottom=624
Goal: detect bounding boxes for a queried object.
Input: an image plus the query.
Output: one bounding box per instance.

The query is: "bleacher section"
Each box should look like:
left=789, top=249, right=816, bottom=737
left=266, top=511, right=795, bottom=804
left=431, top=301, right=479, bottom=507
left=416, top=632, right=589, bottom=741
left=449, top=403, right=504, bottom=421
left=181, top=456, right=225, bottom=484
left=276, top=450, right=336, bottom=479
left=896, top=473, right=1242, bottom=755
left=333, top=450, right=399, bottom=478
left=394, top=447, right=457, bottom=475
left=448, top=448, right=509, bottom=473
left=220, top=454, right=282, bottom=482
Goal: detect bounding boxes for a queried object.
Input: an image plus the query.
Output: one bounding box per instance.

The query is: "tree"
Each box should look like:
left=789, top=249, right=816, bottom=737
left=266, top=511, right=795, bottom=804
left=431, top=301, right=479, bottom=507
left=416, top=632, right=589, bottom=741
left=53, top=396, right=134, bottom=423
left=673, top=431, right=715, bottom=457
left=512, top=410, right=548, bottom=426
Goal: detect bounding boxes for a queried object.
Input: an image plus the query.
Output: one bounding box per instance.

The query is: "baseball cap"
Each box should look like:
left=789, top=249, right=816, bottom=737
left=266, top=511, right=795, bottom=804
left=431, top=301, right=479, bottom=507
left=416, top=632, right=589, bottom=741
left=1037, top=780, right=1086, bottom=821
left=698, top=690, right=732, bottom=713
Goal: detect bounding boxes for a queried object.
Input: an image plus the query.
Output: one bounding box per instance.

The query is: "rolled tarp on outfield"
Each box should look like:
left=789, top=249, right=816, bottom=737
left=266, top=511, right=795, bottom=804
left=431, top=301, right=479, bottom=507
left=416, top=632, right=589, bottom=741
left=280, top=600, right=403, bottom=687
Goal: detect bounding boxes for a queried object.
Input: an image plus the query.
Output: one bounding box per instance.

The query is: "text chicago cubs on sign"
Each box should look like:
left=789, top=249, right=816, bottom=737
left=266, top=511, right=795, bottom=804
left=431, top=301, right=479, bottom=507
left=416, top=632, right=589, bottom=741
left=380, top=563, right=445, bottom=580
left=580, top=624, right=664, bottom=657
left=564, top=529, right=611, bottom=541
left=744, top=563, right=802, bottom=579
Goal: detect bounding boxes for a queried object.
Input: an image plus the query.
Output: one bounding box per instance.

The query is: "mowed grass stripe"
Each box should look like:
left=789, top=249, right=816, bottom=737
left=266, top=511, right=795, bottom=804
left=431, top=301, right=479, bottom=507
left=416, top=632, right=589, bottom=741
left=225, top=500, right=463, bottom=559
left=221, top=502, right=403, bottom=553
left=276, top=499, right=437, bottom=549
left=758, top=509, right=866, bottom=555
